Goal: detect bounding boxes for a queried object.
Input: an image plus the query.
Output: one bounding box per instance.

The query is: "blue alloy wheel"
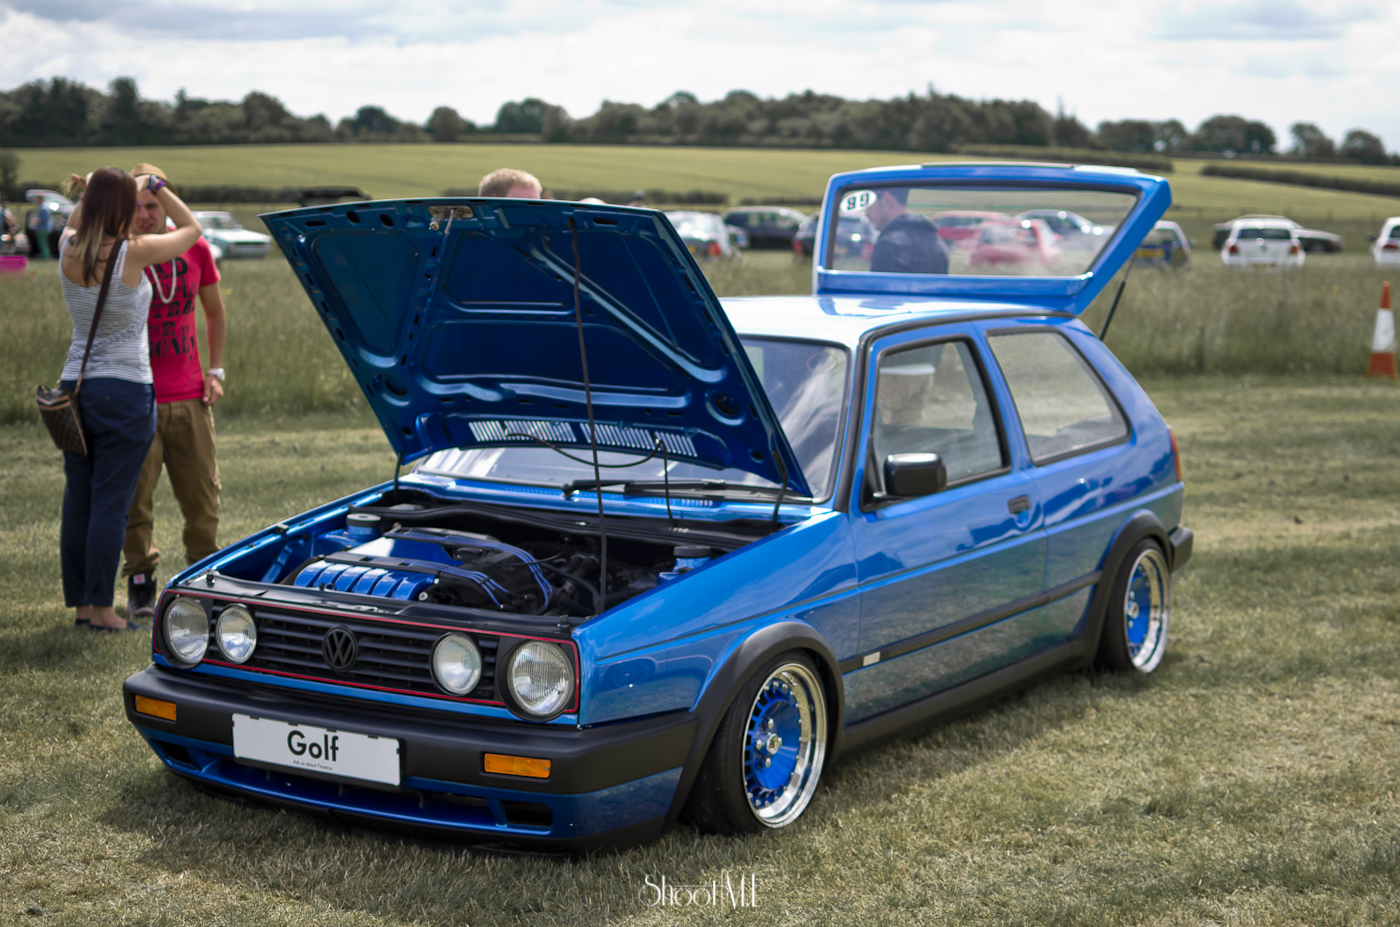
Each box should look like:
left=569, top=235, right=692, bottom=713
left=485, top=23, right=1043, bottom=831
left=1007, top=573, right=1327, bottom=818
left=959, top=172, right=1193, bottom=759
left=742, top=662, right=827, bottom=826
left=683, top=653, right=829, bottom=834
left=1098, top=540, right=1171, bottom=674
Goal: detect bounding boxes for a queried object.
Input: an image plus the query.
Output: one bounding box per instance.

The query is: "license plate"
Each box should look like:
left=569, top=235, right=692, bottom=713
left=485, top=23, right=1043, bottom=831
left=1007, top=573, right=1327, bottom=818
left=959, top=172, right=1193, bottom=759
left=232, top=714, right=400, bottom=786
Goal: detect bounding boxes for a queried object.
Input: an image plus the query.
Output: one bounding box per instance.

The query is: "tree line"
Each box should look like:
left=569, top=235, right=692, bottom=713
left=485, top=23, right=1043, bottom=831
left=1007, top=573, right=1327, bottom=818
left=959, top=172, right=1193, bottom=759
left=0, top=76, right=1394, bottom=165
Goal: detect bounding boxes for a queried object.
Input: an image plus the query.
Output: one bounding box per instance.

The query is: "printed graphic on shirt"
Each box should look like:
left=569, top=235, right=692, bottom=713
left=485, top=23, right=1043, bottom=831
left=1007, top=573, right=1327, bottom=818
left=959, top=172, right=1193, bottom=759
left=144, top=239, right=219, bottom=404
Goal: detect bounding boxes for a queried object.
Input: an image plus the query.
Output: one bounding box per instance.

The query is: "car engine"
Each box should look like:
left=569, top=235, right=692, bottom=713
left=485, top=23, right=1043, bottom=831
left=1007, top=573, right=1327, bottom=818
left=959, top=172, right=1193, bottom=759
left=283, top=513, right=710, bottom=618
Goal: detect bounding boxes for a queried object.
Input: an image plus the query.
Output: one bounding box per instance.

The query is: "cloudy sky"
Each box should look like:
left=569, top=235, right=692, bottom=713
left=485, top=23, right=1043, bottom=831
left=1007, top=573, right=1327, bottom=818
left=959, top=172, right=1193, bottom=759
left=1, top=0, right=1395, bottom=150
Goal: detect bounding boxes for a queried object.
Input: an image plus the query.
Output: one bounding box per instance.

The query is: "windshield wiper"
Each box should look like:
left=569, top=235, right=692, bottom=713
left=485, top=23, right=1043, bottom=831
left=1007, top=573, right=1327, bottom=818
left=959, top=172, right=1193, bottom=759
left=560, top=478, right=799, bottom=499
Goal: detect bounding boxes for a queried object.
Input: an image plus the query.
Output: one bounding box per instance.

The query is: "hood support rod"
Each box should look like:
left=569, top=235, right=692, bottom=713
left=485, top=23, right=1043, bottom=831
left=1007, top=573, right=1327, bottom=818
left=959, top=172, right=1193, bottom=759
left=568, top=217, right=607, bottom=615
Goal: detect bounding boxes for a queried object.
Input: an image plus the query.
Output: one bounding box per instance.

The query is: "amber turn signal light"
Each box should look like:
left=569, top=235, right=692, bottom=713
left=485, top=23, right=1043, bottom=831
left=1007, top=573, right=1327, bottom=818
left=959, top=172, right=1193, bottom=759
left=483, top=753, right=551, bottom=778
left=134, top=695, right=177, bottom=721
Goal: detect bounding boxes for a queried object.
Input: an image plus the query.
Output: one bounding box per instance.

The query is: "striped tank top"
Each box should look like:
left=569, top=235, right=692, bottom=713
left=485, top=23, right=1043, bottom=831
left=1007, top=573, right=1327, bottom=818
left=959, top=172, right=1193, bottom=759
left=59, top=238, right=153, bottom=384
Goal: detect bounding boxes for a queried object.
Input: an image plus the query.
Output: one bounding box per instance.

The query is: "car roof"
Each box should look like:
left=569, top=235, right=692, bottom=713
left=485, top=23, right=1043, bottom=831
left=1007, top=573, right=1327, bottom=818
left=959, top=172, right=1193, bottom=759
left=193, top=211, right=234, bottom=218
left=722, top=294, right=1068, bottom=350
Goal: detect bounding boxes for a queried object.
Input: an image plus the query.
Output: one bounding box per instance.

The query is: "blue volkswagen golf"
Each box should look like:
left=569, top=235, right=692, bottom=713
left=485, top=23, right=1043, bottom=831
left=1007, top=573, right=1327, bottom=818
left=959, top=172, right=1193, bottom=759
left=123, top=162, right=1191, bottom=850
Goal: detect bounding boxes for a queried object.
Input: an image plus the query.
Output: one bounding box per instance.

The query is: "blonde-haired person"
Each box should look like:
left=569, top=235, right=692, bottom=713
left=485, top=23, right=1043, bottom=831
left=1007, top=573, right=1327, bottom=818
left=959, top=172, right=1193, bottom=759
left=57, top=167, right=200, bottom=630
left=477, top=168, right=542, bottom=198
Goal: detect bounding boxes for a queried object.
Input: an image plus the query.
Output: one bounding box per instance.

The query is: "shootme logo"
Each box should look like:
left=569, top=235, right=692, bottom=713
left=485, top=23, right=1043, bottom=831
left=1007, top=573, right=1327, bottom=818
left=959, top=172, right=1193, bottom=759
left=643, top=871, right=759, bottom=909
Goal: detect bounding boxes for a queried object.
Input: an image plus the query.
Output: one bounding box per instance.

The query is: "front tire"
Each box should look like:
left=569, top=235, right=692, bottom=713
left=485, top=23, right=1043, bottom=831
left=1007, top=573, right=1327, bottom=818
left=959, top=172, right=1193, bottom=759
left=684, top=653, right=828, bottom=835
left=1097, top=540, right=1171, bottom=673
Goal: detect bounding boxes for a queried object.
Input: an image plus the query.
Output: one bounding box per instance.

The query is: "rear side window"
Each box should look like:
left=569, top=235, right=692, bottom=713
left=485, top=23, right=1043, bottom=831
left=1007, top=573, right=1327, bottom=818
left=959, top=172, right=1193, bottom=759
left=1235, top=227, right=1290, bottom=240
left=988, top=332, right=1128, bottom=463
left=1390, top=225, right=1400, bottom=240
left=871, top=340, right=1005, bottom=486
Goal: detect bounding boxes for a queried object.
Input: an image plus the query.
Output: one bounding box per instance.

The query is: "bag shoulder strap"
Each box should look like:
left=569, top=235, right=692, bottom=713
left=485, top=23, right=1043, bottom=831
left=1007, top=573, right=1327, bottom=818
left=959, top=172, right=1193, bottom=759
left=75, top=239, right=122, bottom=396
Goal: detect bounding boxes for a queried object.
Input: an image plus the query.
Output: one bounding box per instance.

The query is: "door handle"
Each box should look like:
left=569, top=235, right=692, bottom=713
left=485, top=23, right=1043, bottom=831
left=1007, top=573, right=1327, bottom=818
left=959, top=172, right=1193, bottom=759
left=1007, top=495, right=1030, bottom=515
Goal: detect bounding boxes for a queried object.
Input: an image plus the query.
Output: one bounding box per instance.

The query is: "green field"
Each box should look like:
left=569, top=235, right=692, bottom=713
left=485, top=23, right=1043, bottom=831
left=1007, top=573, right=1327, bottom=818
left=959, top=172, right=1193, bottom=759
left=4, top=376, right=1400, bottom=925
left=5, top=252, right=1395, bottom=427
left=12, top=144, right=1400, bottom=228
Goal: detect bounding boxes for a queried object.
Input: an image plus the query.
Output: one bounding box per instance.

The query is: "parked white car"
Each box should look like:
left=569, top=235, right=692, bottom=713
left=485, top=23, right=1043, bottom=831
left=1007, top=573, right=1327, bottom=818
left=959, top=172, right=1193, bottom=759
left=192, top=211, right=272, bottom=261
left=1212, top=215, right=1342, bottom=253
left=1372, top=217, right=1400, bottom=266
left=1221, top=220, right=1304, bottom=268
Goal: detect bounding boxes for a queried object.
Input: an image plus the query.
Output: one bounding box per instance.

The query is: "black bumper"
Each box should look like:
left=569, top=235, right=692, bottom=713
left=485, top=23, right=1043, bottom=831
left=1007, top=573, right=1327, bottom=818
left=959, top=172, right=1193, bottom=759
left=123, top=666, right=697, bottom=850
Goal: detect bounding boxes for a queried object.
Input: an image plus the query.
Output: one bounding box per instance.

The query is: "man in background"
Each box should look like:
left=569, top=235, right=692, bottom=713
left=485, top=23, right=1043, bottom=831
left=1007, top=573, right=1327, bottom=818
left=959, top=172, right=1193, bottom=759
left=478, top=168, right=542, bottom=198
left=866, top=187, right=948, bottom=275
left=122, top=163, right=228, bottom=618
left=34, top=197, right=53, bottom=259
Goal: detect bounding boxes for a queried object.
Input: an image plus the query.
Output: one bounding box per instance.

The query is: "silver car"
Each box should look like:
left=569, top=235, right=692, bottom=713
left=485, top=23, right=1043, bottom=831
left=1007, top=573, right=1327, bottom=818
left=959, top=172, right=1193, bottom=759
left=193, top=211, right=272, bottom=261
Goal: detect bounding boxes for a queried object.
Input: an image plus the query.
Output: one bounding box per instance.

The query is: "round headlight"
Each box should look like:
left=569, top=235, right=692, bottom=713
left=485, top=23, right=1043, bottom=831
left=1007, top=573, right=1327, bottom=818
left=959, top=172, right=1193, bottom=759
left=216, top=605, right=257, bottom=664
left=431, top=633, right=482, bottom=695
left=505, top=641, right=575, bottom=718
left=164, top=596, right=209, bottom=666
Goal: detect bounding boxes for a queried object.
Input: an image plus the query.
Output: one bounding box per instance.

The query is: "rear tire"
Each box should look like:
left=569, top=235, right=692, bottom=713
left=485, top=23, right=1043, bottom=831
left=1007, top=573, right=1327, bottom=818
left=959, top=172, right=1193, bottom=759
left=683, top=653, right=828, bottom=836
left=1097, top=540, right=1171, bottom=674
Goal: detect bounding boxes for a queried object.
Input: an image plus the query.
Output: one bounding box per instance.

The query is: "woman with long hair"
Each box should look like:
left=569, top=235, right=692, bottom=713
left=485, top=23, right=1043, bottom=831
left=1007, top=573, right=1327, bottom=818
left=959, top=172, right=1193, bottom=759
left=58, top=167, right=200, bottom=630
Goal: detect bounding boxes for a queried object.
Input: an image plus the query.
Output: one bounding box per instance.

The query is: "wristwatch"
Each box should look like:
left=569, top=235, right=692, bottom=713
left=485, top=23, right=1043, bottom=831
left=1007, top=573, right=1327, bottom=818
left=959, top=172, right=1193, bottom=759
left=206, top=367, right=225, bottom=382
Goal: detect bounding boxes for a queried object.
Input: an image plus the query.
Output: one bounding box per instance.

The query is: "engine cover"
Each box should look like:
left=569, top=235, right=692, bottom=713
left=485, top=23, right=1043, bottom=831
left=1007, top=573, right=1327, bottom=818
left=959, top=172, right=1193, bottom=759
left=292, top=528, right=553, bottom=612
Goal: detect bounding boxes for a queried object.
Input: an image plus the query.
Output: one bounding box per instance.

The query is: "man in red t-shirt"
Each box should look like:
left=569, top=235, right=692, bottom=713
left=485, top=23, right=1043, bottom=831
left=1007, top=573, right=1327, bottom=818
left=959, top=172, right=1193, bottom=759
left=122, top=163, right=228, bottom=618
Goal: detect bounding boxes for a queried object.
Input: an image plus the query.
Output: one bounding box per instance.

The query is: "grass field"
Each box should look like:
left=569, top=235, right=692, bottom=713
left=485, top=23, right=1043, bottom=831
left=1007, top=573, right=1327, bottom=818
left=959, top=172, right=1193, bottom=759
left=12, top=144, right=1400, bottom=229
left=3, top=250, right=1392, bottom=426
left=4, top=375, right=1400, bottom=925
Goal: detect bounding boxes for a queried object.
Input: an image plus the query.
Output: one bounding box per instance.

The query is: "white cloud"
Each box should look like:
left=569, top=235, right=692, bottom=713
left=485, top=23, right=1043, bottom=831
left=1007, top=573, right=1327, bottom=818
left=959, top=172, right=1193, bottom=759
left=0, top=0, right=1396, bottom=151
left=1155, top=0, right=1386, bottom=41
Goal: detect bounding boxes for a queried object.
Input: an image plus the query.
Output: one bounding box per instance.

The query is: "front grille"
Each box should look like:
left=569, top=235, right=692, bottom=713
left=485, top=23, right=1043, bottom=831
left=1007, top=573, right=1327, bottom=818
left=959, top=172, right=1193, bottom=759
left=213, top=606, right=499, bottom=701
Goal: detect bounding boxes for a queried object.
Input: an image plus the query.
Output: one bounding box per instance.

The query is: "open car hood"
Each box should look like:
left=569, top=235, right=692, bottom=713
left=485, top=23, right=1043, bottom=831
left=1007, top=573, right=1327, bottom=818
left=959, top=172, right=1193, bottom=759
left=813, top=162, right=1172, bottom=315
left=262, top=199, right=812, bottom=496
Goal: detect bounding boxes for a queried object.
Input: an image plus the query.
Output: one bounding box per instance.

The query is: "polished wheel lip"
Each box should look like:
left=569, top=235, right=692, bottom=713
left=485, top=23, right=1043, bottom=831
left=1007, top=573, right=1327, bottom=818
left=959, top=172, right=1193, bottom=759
left=741, top=661, right=827, bottom=828
left=1123, top=547, right=1170, bottom=672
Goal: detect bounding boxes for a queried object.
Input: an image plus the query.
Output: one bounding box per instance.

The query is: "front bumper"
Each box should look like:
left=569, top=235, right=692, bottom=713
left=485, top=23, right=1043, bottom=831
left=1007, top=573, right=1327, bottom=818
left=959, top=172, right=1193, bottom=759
left=124, top=666, right=696, bottom=850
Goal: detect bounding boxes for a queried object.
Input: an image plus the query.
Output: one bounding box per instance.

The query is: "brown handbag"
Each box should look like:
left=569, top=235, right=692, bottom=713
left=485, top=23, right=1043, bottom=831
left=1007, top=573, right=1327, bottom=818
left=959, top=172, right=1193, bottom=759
left=37, top=242, right=120, bottom=456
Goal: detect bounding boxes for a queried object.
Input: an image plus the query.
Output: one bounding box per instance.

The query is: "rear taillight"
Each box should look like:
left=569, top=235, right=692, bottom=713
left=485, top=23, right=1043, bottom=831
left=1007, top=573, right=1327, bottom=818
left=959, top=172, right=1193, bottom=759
left=793, top=238, right=802, bottom=255
left=1384, top=242, right=1400, bottom=251
left=1227, top=244, right=1239, bottom=254
left=1169, top=426, right=1183, bottom=483
left=706, top=241, right=722, bottom=257
left=1289, top=243, right=1300, bottom=255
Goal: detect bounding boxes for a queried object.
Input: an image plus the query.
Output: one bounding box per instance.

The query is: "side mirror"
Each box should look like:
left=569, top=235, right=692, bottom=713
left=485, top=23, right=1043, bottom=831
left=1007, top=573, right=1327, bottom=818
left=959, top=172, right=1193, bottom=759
left=884, top=453, right=947, bottom=498
left=1368, top=235, right=1378, bottom=242
left=1187, top=239, right=1197, bottom=246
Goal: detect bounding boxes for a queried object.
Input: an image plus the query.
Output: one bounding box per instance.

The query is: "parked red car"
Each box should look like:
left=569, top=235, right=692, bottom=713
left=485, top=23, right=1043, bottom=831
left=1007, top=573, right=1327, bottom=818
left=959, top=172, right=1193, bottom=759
left=931, top=210, right=1008, bottom=249
left=968, top=218, right=1061, bottom=270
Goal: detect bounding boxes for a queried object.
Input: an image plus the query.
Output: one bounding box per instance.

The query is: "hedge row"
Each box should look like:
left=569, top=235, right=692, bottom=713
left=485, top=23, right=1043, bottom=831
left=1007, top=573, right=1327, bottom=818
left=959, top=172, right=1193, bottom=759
left=1199, top=164, right=1400, bottom=198
left=953, top=145, right=1174, bottom=173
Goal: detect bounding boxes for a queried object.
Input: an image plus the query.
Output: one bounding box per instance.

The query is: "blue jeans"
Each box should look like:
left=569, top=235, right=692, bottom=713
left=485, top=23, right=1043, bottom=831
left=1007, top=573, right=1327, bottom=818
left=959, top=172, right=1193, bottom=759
left=60, top=378, right=156, bottom=607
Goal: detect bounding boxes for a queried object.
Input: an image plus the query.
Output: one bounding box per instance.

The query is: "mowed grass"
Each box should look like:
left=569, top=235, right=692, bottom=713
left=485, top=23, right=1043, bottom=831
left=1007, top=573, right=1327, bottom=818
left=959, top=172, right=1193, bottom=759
left=14, top=143, right=1400, bottom=224
left=3, top=376, right=1400, bottom=925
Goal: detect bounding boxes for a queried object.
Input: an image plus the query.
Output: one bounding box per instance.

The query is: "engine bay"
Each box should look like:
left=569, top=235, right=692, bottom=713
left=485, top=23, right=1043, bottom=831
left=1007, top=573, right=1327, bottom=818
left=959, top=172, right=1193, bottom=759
left=241, top=490, right=756, bottom=620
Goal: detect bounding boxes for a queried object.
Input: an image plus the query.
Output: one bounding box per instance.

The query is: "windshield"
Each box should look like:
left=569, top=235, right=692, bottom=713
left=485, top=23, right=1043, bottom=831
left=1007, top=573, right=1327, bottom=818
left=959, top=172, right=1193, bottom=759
left=417, top=338, right=850, bottom=500
left=827, top=183, right=1137, bottom=276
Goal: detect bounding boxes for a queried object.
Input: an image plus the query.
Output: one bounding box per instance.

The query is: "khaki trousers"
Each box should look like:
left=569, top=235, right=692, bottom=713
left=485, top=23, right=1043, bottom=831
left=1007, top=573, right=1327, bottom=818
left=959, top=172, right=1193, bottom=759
left=123, top=399, right=221, bottom=577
